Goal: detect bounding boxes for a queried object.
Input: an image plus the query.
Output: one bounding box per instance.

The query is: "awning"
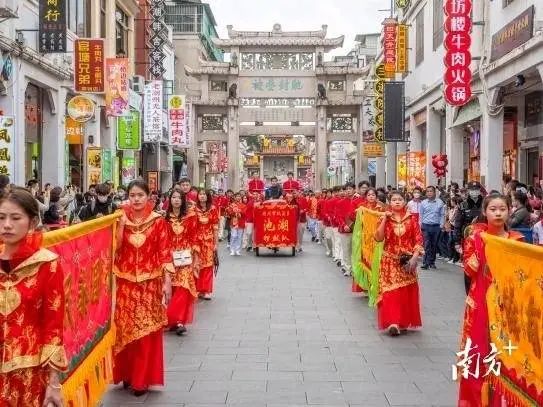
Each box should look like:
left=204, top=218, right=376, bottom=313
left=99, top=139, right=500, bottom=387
left=452, top=99, right=482, bottom=128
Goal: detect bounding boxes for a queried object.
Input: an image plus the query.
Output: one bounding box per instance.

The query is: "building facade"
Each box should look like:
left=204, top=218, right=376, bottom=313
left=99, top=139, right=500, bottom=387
left=391, top=0, right=543, bottom=191
left=184, top=24, right=370, bottom=191
left=0, top=0, right=140, bottom=189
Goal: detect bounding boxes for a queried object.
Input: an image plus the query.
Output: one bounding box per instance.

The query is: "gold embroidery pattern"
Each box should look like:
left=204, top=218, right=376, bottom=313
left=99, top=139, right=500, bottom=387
left=171, top=266, right=198, bottom=297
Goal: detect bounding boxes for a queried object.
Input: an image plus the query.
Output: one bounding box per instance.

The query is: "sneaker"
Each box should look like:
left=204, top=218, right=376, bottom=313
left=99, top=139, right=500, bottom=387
left=235, top=251, right=241, bottom=256
left=316, top=239, right=321, bottom=244
left=430, top=264, right=437, bottom=269
left=325, top=251, right=331, bottom=256
left=246, top=246, right=252, bottom=252
left=226, top=243, right=230, bottom=248
left=421, top=265, right=429, bottom=270
left=175, top=324, right=187, bottom=336
left=230, top=251, right=235, bottom=256
left=343, top=269, right=351, bottom=277
left=454, top=261, right=462, bottom=267
left=447, top=259, right=454, bottom=264
left=387, top=324, right=400, bottom=336
left=311, top=236, right=316, bottom=242
left=202, top=293, right=212, bottom=300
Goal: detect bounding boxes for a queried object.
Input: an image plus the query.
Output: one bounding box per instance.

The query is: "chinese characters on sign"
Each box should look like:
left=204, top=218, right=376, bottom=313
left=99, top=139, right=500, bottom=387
left=362, top=97, right=375, bottom=142
left=444, top=0, right=473, bottom=106
left=116, top=111, right=141, bottom=150
left=144, top=80, right=163, bottom=142
left=363, top=143, right=385, bottom=158
left=382, top=19, right=398, bottom=78
left=149, top=0, right=167, bottom=79
left=183, top=100, right=193, bottom=148
left=0, top=116, right=14, bottom=176
left=251, top=78, right=304, bottom=92
left=39, top=0, right=67, bottom=53
left=452, top=338, right=518, bottom=380
left=86, top=147, right=102, bottom=187
left=105, top=58, right=129, bottom=116
left=168, top=95, right=186, bottom=146
left=398, top=152, right=426, bottom=189
left=74, top=39, right=105, bottom=93
left=396, top=24, right=408, bottom=73
left=121, top=157, right=136, bottom=186
left=373, top=64, right=386, bottom=142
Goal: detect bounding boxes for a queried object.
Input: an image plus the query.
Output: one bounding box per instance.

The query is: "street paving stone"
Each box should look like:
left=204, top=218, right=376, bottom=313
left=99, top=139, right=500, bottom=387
left=102, top=237, right=465, bottom=406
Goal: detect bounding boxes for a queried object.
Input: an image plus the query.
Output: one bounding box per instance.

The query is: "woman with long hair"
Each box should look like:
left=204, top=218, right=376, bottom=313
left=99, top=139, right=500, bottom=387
left=165, top=188, right=200, bottom=335
left=0, top=188, right=67, bottom=406
left=114, top=180, right=173, bottom=396
left=374, top=191, right=423, bottom=336
left=458, top=193, right=523, bottom=406
left=194, top=188, right=220, bottom=300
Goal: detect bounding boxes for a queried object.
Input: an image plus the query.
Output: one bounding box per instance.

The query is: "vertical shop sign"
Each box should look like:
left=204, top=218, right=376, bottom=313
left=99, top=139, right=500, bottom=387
left=149, top=0, right=167, bottom=79
left=102, top=149, right=113, bottom=182
left=86, top=147, right=102, bottom=187
left=74, top=39, right=105, bottom=93
left=373, top=64, right=386, bottom=142
left=406, top=151, right=426, bottom=188
left=105, top=58, right=129, bottom=116
left=121, top=157, right=136, bottom=186
left=397, top=153, right=407, bottom=187
left=65, top=139, right=70, bottom=185
left=382, top=19, right=398, bottom=78
left=396, top=24, right=408, bottom=73
left=168, top=95, right=185, bottom=146
left=144, top=80, right=163, bottom=142
left=39, top=0, right=67, bottom=53
left=183, top=100, right=193, bottom=148
left=116, top=111, right=141, bottom=150
left=444, top=0, right=473, bottom=106
left=0, top=116, right=14, bottom=176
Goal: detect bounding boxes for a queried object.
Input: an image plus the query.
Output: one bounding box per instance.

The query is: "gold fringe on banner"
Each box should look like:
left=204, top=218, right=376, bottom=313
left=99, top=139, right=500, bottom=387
left=61, top=328, right=116, bottom=407
left=488, top=375, right=539, bottom=407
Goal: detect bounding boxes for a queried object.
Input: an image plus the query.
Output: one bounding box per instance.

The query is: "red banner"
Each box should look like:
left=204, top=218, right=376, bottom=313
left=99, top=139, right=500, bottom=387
left=444, top=0, right=473, bottom=106
left=382, top=18, right=398, bottom=77
left=43, top=215, right=118, bottom=406
left=74, top=39, right=105, bottom=93
left=253, top=201, right=298, bottom=247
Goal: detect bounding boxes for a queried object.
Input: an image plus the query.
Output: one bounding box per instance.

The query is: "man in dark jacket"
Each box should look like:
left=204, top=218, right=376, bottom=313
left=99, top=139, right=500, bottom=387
left=265, top=176, right=283, bottom=200
left=454, top=181, right=484, bottom=293
left=80, top=183, right=117, bottom=221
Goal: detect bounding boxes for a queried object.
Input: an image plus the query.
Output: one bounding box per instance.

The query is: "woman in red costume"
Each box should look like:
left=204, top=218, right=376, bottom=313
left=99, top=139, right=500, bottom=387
left=0, top=188, right=67, bottom=406
left=114, top=180, right=173, bottom=396
left=194, top=188, right=219, bottom=300
left=458, top=193, right=523, bottom=407
left=374, top=191, right=423, bottom=336
left=165, top=188, right=200, bottom=335
left=352, top=188, right=386, bottom=293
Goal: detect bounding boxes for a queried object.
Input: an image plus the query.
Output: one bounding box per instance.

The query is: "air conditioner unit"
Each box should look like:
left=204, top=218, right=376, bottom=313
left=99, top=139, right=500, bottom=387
left=130, top=75, right=145, bottom=93
left=0, top=0, right=18, bottom=18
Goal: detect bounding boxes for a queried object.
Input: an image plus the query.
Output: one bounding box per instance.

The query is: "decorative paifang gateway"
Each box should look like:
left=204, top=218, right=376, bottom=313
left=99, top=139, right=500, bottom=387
left=240, top=52, right=314, bottom=71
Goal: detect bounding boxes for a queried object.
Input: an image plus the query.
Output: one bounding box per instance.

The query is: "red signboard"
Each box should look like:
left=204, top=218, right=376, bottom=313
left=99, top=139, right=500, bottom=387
left=74, top=39, right=105, bottom=93
left=382, top=19, right=398, bottom=77
left=444, top=0, right=472, bottom=106
left=253, top=201, right=297, bottom=248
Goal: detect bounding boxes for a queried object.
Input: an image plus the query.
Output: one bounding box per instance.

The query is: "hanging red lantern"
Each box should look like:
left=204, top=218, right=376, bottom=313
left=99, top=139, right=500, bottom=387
left=432, top=154, right=449, bottom=179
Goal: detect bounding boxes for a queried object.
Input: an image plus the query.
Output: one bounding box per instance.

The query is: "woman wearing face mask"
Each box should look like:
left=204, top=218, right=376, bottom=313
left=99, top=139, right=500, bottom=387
left=165, top=188, right=200, bottom=335
left=79, top=183, right=117, bottom=221
left=406, top=187, right=422, bottom=224
left=114, top=180, right=173, bottom=396
left=374, top=191, right=424, bottom=336
left=0, top=188, right=67, bottom=406
left=458, top=194, right=523, bottom=407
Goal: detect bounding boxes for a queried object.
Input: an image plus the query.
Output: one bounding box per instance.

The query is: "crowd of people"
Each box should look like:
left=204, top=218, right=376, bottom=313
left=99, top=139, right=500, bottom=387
left=1, top=168, right=542, bottom=405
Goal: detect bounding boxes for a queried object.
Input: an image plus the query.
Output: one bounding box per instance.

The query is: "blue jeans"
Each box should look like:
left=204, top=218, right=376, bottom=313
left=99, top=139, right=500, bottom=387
left=422, top=224, right=440, bottom=266
left=230, top=228, right=244, bottom=253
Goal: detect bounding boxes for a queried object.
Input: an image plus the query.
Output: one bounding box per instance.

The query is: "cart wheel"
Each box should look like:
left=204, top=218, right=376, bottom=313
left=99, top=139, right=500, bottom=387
left=255, top=247, right=260, bottom=257
left=292, top=247, right=296, bottom=256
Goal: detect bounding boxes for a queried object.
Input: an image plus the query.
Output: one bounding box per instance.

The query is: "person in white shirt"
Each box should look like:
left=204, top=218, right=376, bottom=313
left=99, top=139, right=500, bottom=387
left=407, top=187, right=423, bottom=223
left=532, top=215, right=543, bottom=245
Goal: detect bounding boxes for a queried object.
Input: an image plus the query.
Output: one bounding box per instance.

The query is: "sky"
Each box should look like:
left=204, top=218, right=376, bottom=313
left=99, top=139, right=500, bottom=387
left=205, top=0, right=388, bottom=58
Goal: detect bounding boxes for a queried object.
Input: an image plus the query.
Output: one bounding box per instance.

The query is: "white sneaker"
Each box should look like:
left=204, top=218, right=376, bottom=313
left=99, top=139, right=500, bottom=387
left=235, top=251, right=241, bottom=256
left=343, top=269, right=351, bottom=277
left=230, top=251, right=235, bottom=256
left=447, top=259, right=454, bottom=264
left=325, top=251, right=331, bottom=256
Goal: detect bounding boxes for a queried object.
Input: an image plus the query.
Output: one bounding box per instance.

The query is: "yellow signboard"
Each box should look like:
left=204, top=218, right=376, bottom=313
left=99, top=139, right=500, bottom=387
left=397, top=24, right=408, bottom=73
left=363, top=143, right=385, bottom=157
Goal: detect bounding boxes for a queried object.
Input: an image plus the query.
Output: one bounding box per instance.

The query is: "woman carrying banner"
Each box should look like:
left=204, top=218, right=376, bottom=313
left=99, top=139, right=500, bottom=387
left=165, top=188, right=200, bottom=335
left=374, top=191, right=423, bottom=336
left=194, top=188, right=219, bottom=300
left=458, top=193, right=523, bottom=407
left=0, top=188, right=67, bottom=406
left=114, top=180, right=173, bottom=396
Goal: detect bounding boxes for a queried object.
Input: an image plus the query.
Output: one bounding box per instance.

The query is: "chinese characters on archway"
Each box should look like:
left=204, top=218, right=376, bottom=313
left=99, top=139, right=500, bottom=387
left=444, top=0, right=473, bottom=106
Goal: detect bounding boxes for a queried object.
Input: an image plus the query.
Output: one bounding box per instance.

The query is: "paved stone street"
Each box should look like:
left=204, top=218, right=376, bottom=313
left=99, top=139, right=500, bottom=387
left=103, top=236, right=465, bottom=407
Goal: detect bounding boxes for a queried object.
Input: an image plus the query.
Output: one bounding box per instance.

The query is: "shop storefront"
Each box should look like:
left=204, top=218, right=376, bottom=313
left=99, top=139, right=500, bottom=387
left=24, top=84, right=43, bottom=182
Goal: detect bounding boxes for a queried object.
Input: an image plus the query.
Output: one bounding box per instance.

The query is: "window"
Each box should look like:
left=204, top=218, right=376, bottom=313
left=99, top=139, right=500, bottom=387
left=210, top=80, right=227, bottom=91
left=415, top=7, right=425, bottom=66
left=100, top=0, right=106, bottom=38
left=68, top=0, right=90, bottom=37
left=503, top=0, right=515, bottom=7
left=115, top=7, right=129, bottom=56
left=433, top=0, right=444, bottom=50
left=163, top=80, right=174, bottom=109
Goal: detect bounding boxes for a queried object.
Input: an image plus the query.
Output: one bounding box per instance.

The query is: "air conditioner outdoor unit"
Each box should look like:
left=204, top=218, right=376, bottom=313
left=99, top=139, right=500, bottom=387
left=0, top=0, right=18, bottom=18
left=130, top=75, right=145, bottom=93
